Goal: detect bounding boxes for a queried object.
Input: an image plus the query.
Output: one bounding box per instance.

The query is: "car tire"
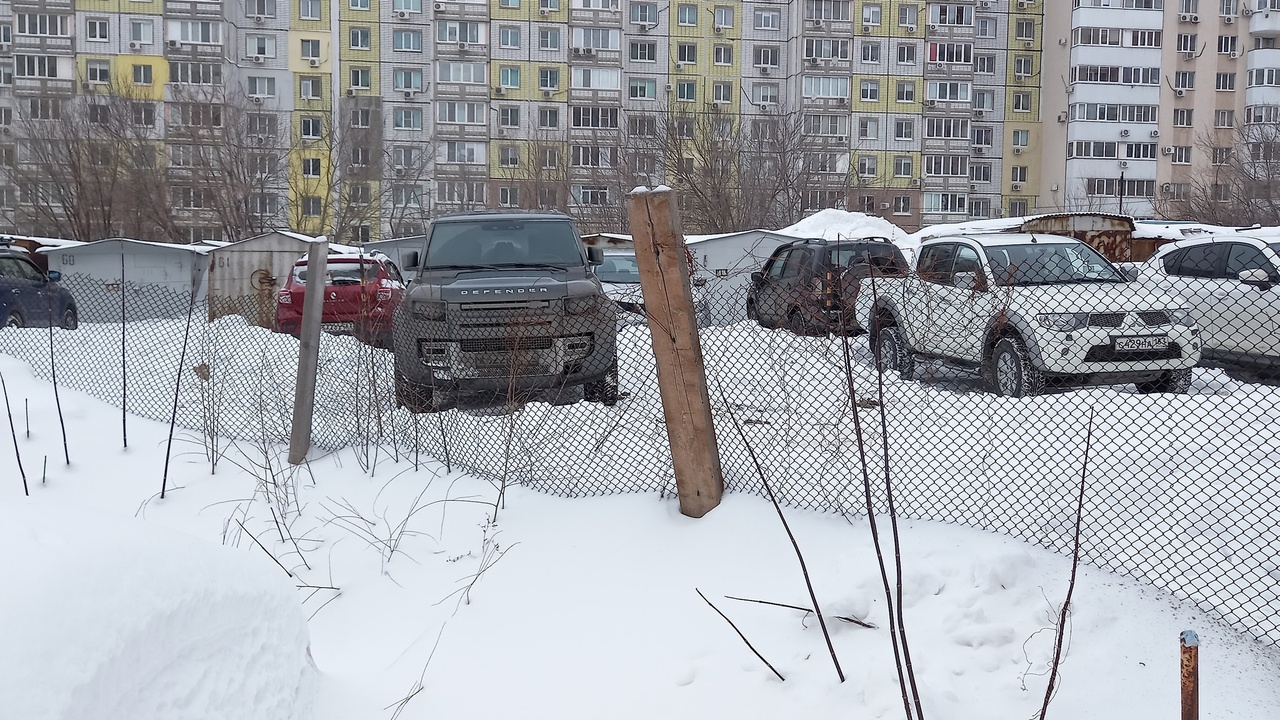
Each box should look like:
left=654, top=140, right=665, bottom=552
left=786, top=309, right=812, bottom=337
left=3, top=310, right=21, bottom=329
left=1136, top=368, right=1193, bottom=394
left=989, top=336, right=1044, bottom=398
left=60, top=307, right=78, bottom=331
left=876, top=324, right=915, bottom=380
left=394, top=367, right=442, bottom=413
left=584, top=360, right=620, bottom=407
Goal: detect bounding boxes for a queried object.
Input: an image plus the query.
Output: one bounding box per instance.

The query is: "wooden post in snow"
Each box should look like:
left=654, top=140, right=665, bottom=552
left=627, top=187, right=723, bottom=518
left=288, top=239, right=328, bottom=465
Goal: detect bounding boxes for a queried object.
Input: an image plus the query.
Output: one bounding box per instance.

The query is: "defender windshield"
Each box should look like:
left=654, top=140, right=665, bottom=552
left=293, top=261, right=379, bottom=285
left=595, top=253, right=641, bottom=283
left=423, top=219, right=583, bottom=269
left=986, top=242, right=1125, bottom=286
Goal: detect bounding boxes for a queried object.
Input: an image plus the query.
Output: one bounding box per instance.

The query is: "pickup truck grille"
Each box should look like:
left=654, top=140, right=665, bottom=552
left=1088, top=311, right=1173, bottom=328
left=1088, top=313, right=1126, bottom=328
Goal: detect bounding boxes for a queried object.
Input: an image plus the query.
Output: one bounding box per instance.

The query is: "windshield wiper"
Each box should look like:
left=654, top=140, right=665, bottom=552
left=492, top=262, right=571, bottom=270
left=420, top=264, right=503, bottom=271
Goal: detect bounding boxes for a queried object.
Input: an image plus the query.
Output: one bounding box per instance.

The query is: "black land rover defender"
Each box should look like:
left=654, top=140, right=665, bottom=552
left=392, top=211, right=619, bottom=413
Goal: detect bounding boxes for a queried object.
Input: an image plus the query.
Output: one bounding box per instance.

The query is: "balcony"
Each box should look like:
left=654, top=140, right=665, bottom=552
left=12, top=35, right=73, bottom=53
left=434, top=2, right=489, bottom=20
left=10, top=0, right=72, bottom=10
left=1248, top=6, right=1280, bottom=37
left=800, top=17, right=853, bottom=36
left=435, top=122, right=489, bottom=139
left=568, top=88, right=621, bottom=103
left=568, top=8, right=622, bottom=25
left=923, top=22, right=974, bottom=40
left=13, top=77, right=73, bottom=95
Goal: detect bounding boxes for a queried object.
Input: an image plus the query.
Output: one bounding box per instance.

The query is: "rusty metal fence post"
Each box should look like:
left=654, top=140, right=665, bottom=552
left=1180, top=629, right=1199, bottom=720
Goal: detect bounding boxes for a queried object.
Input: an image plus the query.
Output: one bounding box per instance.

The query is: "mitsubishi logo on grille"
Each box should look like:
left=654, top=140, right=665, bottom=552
left=1122, top=312, right=1138, bottom=328
left=329, top=291, right=337, bottom=299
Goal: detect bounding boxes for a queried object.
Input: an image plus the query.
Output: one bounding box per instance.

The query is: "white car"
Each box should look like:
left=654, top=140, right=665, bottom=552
left=595, top=250, right=709, bottom=326
left=1137, top=234, right=1280, bottom=383
left=869, top=233, right=1202, bottom=397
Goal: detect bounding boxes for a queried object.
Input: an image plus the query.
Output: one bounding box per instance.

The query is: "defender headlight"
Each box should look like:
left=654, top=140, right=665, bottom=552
left=564, top=295, right=601, bottom=316
left=411, top=300, right=446, bottom=321
left=1168, top=308, right=1195, bottom=327
left=1035, top=313, right=1089, bottom=332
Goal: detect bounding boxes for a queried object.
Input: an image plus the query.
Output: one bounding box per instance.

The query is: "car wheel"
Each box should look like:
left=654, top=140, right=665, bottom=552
left=60, top=307, right=78, bottom=331
left=876, top=324, right=915, bottom=380
left=3, top=311, right=21, bottom=329
left=1136, top=368, right=1193, bottom=394
left=584, top=360, right=620, bottom=407
left=989, top=336, right=1044, bottom=398
left=786, top=309, right=812, bottom=337
left=394, top=367, right=442, bottom=413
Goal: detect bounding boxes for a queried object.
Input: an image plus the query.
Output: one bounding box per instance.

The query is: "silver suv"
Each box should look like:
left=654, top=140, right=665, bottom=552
left=392, top=212, right=619, bottom=413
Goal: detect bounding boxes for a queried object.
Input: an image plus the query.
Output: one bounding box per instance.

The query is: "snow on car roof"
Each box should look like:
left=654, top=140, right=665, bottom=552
left=922, top=232, right=1080, bottom=247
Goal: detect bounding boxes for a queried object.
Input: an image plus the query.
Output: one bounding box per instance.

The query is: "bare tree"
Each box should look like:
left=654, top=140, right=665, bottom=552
left=1153, top=120, right=1280, bottom=227
left=2, top=82, right=176, bottom=242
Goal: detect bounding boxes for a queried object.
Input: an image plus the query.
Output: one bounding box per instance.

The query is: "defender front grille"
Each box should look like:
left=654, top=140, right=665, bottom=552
left=1138, top=311, right=1171, bottom=326
left=1088, top=313, right=1126, bottom=328
left=459, top=336, right=555, bottom=354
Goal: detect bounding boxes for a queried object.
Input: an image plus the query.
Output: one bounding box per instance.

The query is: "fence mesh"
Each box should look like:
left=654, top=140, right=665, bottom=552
left=1, top=237, right=1278, bottom=648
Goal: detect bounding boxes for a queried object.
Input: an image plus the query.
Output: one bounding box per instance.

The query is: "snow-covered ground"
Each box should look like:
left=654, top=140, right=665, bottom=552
left=1, top=352, right=1279, bottom=719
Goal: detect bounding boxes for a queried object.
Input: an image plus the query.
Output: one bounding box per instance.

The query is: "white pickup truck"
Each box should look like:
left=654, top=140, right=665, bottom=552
left=866, top=233, right=1202, bottom=397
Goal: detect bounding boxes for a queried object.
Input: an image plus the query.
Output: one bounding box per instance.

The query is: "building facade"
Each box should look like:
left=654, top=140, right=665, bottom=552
left=0, top=1, right=1049, bottom=240
left=1040, top=0, right=1273, bottom=219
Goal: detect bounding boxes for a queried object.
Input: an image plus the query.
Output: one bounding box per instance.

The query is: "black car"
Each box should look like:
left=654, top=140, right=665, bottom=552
left=0, top=247, right=78, bottom=329
left=746, top=237, right=908, bottom=336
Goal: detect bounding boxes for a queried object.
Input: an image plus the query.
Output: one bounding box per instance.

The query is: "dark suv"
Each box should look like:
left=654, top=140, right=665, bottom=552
left=0, top=246, right=78, bottom=330
left=746, top=237, right=908, bottom=335
left=392, top=211, right=618, bottom=413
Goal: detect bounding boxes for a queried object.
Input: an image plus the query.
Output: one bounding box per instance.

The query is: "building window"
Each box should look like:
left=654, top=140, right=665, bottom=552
left=1012, top=92, right=1031, bottom=112
left=1173, top=108, right=1193, bottom=126
left=677, top=4, right=697, bottom=25
left=299, top=76, right=322, bottom=99
left=755, top=9, right=780, bottom=29
left=248, top=76, right=275, bottom=96
left=1012, top=129, right=1029, bottom=147
left=677, top=43, right=696, bottom=64
left=629, top=78, right=657, bottom=99
left=87, top=60, right=110, bottom=84
left=1216, top=72, right=1236, bottom=91
left=540, top=28, right=560, bottom=49
left=394, top=30, right=423, bottom=52
left=861, top=80, right=879, bottom=101
left=1212, top=147, right=1232, bottom=165
left=857, top=156, right=878, bottom=177
left=896, top=80, right=915, bottom=102
left=246, top=35, right=276, bottom=57
left=301, top=196, right=322, bottom=216
left=499, top=145, right=519, bottom=167
left=541, top=148, right=560, bottom=169
left=753, top=82, right=779, bottom=105
left=130, top=20, right=153, bottom=44
left=1014, top=55, right=1033, bottom=77
left=350, top=108, right=371, bottom=127
left=301, top=39, right=320, bottom=59
left=898, top=44, right=916, bottom=65
left=1174, top=71, right=1196, bottom=89
left=676, top=80, right=696, bottom=101
left=350, top=0, right=370, bottom=9
left=132, top=64, right=152, bottom=85
left=863, top=3, right=881, bottom=24
left=1215, top=109, right=1235, bottom=127
left=894, top=118, right=914, bottom=140
left=631, top=41, right=657, bottom=61
left=713, top=82, right=732, bottom=103
left=892, top=195, right=911, bottom=215
left=394, top=108, right=423, bottom=130
left=861, top=41, right=881, bottom=63
left=539, top=67, right=559, bottom=90
left=539, top=106, right=559, bottom=128
left=975, top=17, right=995, bottom=38
left=1171, top=146, right=1193, bottom=164
left=499, top=26, right=520, bottom=48
left=87, top=19, right=108, bottom=41
left=498, top=187, right=519, bottom=207
left=714, top=44, right=732, bottom=65
left=893, top=156, right=913, bottom=177
left=499, top=106, right=520, bottom=127
left=500, top=66, right=520, bottom=87
left=350, top=27, right=370, bottom=49
left=498, top=0, right=519, bottom=7
left=1015, top=19, right=1034, bottom=41
left=300, top=0, right=320, bottom=18
left=301, top=157, right=321, bottom=177
left=713, top=6, right=733, bottom=27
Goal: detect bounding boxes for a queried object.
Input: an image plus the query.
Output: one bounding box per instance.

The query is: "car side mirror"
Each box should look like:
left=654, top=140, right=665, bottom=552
left=750, top=271, right=764, bottom=285
left=953, top=271, right=987, bottom=293
left=46, top=270, right=62, bottom=282
left=691, top=275, right=707, bottom=288
left=1239, top=268, right=1275, bottom=290
left=587, top=246, right=604, bottom=266
left=1119, top=264, right=1141, bottom=282
left=402, top=250, right=419, bottom=270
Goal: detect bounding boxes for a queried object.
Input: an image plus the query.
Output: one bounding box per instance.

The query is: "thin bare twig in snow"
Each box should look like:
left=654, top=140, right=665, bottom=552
left=235, top=519, right=294, bottom=578
left=696, top=588, right=785, bottom=682
left=0, top=373, right=27, bottom=496
left=1038, top=408, right=1095, bottom=720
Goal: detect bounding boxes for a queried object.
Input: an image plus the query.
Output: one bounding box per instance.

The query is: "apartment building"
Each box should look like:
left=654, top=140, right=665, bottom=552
left=0, top=0, right=1044, bottom=240
left=1041, top=0, right=1273, bottom=219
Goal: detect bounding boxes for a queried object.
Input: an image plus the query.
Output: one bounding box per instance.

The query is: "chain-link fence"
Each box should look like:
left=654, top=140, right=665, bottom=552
left=1, top=234, right=1278, bottom=649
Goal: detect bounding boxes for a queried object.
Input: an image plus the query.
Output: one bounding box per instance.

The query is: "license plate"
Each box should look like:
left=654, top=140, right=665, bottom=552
left=1113, top=334, right=1168, bottom=352
left=321, top=322, right=354, bottom=332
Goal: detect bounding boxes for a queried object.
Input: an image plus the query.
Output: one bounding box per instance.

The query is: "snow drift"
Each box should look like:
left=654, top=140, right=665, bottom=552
left=0, top=499, right=316, bottom=720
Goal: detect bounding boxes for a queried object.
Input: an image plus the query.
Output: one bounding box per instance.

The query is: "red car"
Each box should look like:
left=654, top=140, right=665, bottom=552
left=273, top=253, right=406, bottom=348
